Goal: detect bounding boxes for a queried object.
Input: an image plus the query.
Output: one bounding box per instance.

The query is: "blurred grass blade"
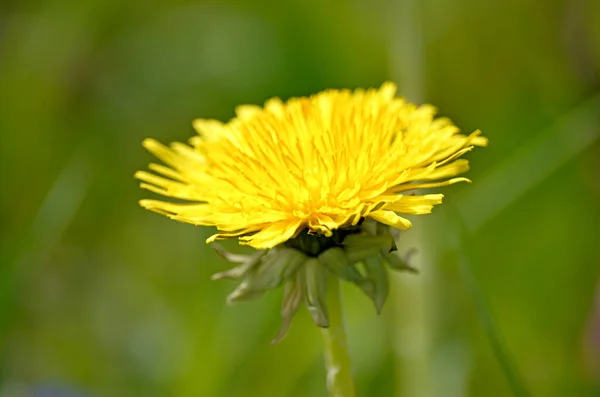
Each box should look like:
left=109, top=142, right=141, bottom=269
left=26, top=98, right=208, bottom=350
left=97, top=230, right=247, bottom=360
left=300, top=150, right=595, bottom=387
left=458, top=93, right=600, bottom=231
left=0, top=138, right=96, bottom=328
left=453, top=95, right=600, bottom=395
left=30, top=139, right=96, bottom=245
left=451, top=210, right=531, bottom=397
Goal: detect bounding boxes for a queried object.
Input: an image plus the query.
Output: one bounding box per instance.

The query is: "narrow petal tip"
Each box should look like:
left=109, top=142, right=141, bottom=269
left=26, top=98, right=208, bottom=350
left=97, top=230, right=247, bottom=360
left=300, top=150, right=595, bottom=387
left=379, top=81, right=398, bottom=99
left=470, top=130, right=488, bottom=146
left=141, top=138, right=160, bottom=149
left=139, top=199, right=162, bottom=210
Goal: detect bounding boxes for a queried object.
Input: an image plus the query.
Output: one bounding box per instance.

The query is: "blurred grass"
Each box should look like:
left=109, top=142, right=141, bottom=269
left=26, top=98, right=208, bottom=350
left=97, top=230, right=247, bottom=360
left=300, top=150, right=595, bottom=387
left=1, top=0, right=599, bottom=396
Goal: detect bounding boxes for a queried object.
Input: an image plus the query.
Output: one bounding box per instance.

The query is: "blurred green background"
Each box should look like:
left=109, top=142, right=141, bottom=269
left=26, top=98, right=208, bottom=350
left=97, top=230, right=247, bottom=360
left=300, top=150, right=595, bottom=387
left=1, top=0, right=599, bottom=396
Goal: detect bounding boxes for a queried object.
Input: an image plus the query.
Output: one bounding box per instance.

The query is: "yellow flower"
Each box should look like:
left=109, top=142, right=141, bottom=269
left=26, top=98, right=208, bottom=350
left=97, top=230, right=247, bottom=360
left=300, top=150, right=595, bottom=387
left=136, top=82, right=488, bottom=339
left=135, top=82, right=486, bottom=250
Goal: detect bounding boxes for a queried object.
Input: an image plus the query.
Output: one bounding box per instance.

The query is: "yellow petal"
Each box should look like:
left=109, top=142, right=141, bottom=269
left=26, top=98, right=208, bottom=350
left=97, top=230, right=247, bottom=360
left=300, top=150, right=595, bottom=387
left=240, top=220, right=304, bottom=249
left=235, top=104, right=262, bottom=119
left=368, top=210, right=412, bottom=229
left=384, top=194, right=444, bottom=214
left=390, top=177, right=471, bottom=193
left=418, top=159, right=470, bottom=181
left=135, top=171, right=201, bottom=201
left=192, top=119, right=226, bottom=141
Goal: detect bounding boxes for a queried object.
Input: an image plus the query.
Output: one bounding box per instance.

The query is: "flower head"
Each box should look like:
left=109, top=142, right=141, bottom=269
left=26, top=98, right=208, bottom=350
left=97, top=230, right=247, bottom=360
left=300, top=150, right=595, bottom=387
left=135, top=82, right=487, bottom=250
left=136, top=82, right=487, bottom=340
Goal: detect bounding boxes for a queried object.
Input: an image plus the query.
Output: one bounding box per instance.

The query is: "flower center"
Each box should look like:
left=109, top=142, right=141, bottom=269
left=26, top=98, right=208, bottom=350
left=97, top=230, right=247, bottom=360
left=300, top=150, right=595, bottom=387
left=285, top=222, right=363, bottom=256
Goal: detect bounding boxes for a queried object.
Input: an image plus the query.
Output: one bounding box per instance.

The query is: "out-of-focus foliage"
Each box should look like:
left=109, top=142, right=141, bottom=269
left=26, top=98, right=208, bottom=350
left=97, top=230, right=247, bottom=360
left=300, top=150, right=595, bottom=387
left=1, top=0, right=599, bottom=396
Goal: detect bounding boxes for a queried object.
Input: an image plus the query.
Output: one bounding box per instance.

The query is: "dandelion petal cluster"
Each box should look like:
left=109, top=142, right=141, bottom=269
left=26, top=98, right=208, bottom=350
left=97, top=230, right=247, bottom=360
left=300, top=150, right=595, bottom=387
left=135, top=82, right=487, bottom=249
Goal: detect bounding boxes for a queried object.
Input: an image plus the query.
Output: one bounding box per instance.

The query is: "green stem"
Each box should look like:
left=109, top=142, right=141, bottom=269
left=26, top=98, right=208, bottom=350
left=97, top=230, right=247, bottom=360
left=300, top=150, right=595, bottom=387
left=320, top=277, right=356, bottom=397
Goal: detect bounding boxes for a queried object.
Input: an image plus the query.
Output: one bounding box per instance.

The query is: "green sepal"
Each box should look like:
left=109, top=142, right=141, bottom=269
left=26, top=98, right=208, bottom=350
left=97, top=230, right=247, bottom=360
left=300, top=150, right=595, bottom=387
left=212, top=243, right=260, bottom=264
left=359, top=219, right=378, bottom=235
left=374, top=220, right=389, bottom=236
left=319, top=246, right=376, bottom=300
left=271, top=279, right=303, bottom=344
left=211, top=248, right=266, bottom=280
left=343, top=233, right=393, bottom=263
left=319, top=247, right=361, bottom=282
left=300, top=258, right=329, bottom=328
left=381, top=249, right=418, bottom=274
left=362, top=256, right=389, bottom=314
left=387, top=235, right=398, bottom=253
left=226, top=247, right=308, bottom=304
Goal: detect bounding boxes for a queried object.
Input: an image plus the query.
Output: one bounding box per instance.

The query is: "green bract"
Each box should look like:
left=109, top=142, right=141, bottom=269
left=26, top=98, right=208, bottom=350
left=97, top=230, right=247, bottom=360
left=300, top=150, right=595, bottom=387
left=212, top=220, right=417, bottom=343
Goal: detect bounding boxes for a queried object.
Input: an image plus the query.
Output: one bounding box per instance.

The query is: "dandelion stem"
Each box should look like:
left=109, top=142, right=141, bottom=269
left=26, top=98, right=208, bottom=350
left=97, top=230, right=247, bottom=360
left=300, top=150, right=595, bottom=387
left=321, top=277, right=356, bottom=397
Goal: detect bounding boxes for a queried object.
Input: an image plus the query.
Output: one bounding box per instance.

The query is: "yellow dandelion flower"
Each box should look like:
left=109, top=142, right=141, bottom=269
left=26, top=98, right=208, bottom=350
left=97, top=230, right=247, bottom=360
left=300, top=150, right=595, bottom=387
left=135, top=82, right=486, bottom=250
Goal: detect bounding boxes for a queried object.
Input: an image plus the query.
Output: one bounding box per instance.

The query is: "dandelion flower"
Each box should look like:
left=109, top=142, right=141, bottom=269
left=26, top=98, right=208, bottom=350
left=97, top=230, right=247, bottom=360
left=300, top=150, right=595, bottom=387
left=136, top=82, right=486, bottom=249
left=135, top=82, right=486, bottom=340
